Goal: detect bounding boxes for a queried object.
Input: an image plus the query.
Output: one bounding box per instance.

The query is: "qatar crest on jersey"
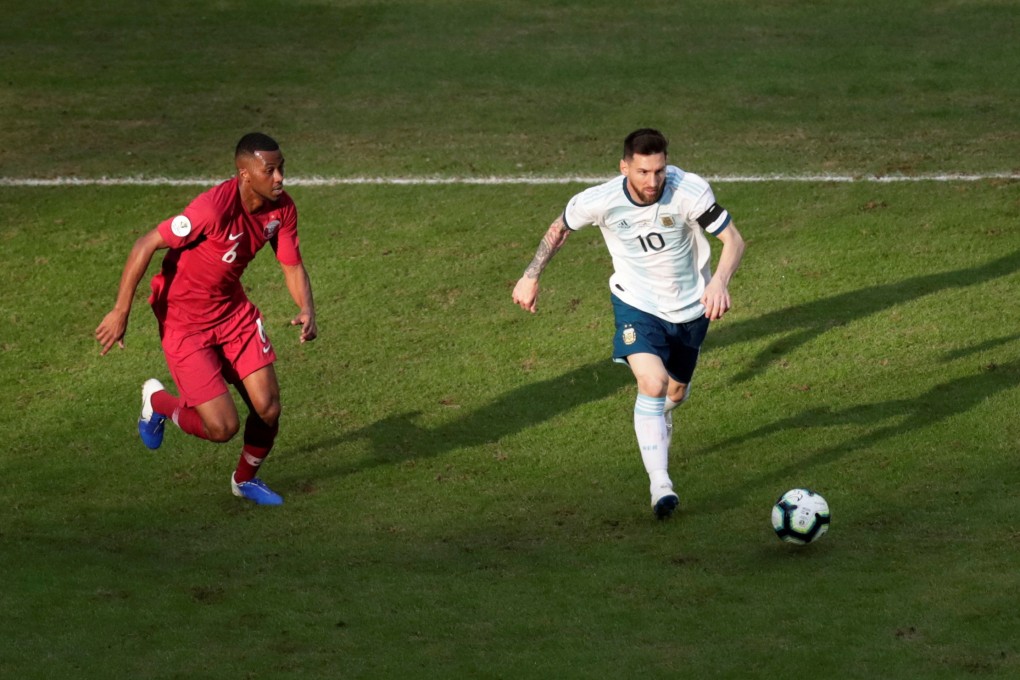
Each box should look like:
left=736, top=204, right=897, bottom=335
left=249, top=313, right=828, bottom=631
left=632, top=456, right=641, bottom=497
left=263, top=219, right=281, bottom=239
left=171, top=215, right=192, bottom=237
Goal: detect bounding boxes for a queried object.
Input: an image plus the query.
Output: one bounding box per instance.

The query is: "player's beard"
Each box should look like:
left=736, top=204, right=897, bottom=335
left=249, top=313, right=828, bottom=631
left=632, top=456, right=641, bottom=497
left=626, top=177, right=663, bottom=204
left=634, top=183, right=663, bottom=204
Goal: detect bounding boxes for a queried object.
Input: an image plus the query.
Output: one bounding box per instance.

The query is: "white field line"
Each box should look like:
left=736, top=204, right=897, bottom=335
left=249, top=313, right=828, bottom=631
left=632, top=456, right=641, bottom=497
left=0, top=173, right=1018, bottom=188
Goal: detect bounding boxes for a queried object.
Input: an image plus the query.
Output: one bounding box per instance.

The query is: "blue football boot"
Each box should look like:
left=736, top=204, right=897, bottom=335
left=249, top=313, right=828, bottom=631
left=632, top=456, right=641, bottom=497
left=652, top=484, right=680, bottom=520
left=138, top=378, right=167, bottom=450
left=231, top=475, right=284, bottom=506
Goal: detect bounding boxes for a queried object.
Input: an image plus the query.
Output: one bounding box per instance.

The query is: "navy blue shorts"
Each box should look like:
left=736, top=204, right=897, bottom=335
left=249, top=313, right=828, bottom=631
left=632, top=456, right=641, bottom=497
left=611, top=294, right=710, bottom=384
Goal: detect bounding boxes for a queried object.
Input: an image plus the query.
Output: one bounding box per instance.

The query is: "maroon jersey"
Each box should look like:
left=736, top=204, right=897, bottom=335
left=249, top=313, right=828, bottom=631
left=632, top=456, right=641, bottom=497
left=149, top=178, right=302, bottom=330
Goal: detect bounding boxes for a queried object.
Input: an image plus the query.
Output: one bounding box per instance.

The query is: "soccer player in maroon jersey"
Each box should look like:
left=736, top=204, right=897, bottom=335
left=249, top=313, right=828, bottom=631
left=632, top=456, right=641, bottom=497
left=95, top=133, right=317, bottom=506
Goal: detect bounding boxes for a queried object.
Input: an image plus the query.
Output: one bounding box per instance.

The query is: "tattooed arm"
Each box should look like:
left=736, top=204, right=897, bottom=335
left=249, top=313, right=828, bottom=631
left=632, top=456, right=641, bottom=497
left=511, top=214, right=571, bottom=314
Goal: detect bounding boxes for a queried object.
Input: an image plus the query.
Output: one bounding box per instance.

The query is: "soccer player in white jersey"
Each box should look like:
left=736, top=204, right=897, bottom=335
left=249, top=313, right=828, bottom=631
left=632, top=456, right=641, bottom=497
left=512, top=128, right=745, bottom=519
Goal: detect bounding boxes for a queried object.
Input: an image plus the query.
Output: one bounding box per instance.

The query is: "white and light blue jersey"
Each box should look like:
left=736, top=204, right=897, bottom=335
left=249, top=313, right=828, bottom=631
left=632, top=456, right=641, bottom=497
left=563, top=165, right=731, bottom=323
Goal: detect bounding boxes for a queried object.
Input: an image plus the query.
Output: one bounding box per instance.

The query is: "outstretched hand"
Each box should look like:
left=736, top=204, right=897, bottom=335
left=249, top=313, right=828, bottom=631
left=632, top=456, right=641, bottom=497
left=95, top=309, right=128, bottom=355
left=512, top=276, right=540, bottom=314
left=701, top=279, right=732, bottom=320
left=291, top=311, right=318, bottom=343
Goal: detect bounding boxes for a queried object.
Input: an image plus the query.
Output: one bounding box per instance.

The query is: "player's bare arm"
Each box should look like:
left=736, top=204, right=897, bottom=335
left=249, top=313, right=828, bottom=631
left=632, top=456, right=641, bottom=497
left=512, top=215, right=571, bottom=314
left=280, top=262, right=318, bottom=343
left=95, top=229, right=169, bottom=355
left=701, top=221, right=745, bottom=321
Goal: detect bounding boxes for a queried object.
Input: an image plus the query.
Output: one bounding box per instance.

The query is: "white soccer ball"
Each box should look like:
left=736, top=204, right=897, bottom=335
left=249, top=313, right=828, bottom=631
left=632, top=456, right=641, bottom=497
left=771, top=488, right=830, bottom=545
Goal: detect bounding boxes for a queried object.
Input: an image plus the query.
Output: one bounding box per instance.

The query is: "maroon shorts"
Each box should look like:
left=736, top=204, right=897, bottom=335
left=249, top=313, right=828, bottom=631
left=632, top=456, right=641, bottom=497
left=159, top=301, right=277, bottom=408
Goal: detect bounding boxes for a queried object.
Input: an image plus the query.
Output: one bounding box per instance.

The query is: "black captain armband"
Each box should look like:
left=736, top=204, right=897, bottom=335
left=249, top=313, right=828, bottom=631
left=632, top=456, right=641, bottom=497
left=696, top=202, right=726, bottom=229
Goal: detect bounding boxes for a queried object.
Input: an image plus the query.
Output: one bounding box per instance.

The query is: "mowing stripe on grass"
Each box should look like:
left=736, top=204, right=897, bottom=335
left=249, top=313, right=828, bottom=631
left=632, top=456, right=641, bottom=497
left=1, top=173, right=1018, bottom=188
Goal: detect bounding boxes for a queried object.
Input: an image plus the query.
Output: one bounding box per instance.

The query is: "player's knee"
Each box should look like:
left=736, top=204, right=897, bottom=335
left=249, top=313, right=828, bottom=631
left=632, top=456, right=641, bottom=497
left=205, top=416, right=240, bottom=443
left=668, top=383, right=690, bottom=405
left=256, top=400, right=281, bottom=427
left=636, top=375, right=668, bottom=398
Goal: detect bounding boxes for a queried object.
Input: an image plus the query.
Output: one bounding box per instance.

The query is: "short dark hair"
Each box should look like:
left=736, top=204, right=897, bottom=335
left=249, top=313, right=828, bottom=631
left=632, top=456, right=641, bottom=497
left=235, top=132, right=280, bottom=158
left=623, top=128, right=668, bottom=159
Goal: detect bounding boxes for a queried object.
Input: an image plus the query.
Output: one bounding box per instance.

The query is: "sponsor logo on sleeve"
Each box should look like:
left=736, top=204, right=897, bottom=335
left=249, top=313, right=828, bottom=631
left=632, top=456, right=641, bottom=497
left=171, top=215, right=192, bottom=237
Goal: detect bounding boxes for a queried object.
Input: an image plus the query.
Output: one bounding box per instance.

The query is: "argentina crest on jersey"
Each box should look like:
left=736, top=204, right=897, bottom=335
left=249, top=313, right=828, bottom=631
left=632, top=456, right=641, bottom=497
left=622, top=324, right=637, bottom=346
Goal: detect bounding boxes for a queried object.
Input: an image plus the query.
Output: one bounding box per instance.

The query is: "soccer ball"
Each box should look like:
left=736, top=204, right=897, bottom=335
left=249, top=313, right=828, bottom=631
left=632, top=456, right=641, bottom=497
left=771, top=488, right=830, bottom=545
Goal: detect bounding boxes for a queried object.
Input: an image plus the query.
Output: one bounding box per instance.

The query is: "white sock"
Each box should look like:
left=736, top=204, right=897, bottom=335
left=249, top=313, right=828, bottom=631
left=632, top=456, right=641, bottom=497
left=663, top=398, right=678, bottom=446
left=663, top=388, right=691, bottom=450
left=634, top=394, right=671, bottom=489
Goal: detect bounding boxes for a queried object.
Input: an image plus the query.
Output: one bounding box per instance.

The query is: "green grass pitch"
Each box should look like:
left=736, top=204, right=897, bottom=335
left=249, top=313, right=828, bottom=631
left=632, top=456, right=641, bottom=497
left=1, top=1, right=1018, bottom=678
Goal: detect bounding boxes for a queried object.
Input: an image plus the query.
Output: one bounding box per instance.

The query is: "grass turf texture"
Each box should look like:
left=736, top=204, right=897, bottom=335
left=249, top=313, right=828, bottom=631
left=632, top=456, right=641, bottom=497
left=2, top=0, right=1020, bottom=677
left=1, top=0, right=1018, bottom=178
left=2, top=181, right=1019, bottom=677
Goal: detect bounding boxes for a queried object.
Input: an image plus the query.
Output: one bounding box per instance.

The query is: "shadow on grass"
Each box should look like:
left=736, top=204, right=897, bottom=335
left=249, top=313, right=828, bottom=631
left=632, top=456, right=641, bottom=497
left=289, top=360, right=631, bottom=476
left=288, top=252, right=1020, bottom=486
left=691, top=348, right=1020, bottom=510
left=941, top=332, right=1020, bottom=362
left=711, top=250, right=1020, bottom=383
